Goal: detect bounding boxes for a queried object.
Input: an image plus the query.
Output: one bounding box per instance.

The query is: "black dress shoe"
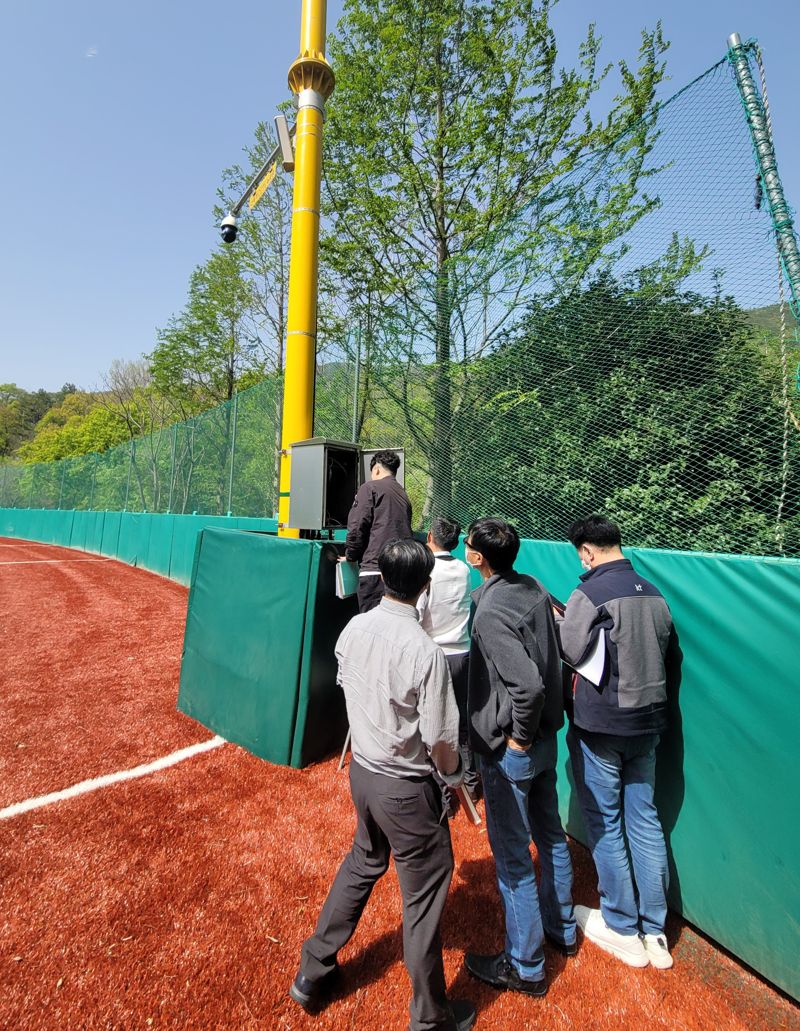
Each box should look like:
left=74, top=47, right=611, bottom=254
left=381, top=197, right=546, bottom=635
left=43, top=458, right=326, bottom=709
left=465, top=952, right=547, bottom=997
left=449, top=999, right=477, bottom=1031
left=545, top=931, right=578, bottom=956
left=288, top=965, right=338, bottom=1012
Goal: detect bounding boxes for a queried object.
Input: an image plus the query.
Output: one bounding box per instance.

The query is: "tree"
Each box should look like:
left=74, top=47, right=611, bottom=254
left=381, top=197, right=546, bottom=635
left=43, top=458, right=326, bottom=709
left=321, top=0, right=669, bottom=514
left=17, top=391, right=129, bottom=463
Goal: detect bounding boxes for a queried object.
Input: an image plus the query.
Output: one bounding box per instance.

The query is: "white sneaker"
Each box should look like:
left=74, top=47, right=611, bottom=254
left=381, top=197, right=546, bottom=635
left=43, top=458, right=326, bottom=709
left=574, top=905, right=649, bottom=968
left=643, top=933, right=673, bottom=969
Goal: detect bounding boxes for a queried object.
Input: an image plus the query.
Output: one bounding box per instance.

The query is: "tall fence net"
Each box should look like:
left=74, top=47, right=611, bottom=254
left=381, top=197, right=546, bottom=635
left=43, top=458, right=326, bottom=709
left=3, top=45, right=799, bottom=557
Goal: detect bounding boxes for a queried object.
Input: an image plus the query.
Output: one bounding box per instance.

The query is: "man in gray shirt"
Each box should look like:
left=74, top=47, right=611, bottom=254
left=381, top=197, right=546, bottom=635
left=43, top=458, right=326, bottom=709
left=290, top=538, right=476, bottom=1031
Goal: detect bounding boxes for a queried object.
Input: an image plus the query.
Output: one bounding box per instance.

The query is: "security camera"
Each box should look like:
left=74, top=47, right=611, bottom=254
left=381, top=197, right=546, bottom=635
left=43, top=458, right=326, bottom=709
left=220, top=213, right=238, bottom=244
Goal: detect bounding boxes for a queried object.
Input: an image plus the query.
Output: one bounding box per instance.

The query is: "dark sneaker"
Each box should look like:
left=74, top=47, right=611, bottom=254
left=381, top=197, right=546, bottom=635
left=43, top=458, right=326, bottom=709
left=288, top=966, right=338, bottom=1012
left=465, top=952, right=547, bottom=997
left=544, top=931, right=578, bottom=956
left=449, top=998, right=477, bottom=1031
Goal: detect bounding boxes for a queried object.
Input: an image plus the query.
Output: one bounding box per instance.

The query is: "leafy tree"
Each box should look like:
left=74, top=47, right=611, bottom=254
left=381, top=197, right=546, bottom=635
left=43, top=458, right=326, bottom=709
left=17, top=392, right=130, bottom=463
left=322, top=0, right=670, bottom=513
left=0, top=383, right=77, bottom=456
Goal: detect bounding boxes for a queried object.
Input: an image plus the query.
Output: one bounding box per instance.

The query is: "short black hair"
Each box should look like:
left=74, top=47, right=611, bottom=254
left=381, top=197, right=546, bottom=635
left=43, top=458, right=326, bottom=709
left=430, top=516, right=461, bottom=553
left=378, top=538, right=434, bottom=601
left=466, top=517, right=520, bottom=573
left=568, top=515, right=622, bottom=549
left=370, top=449, right=400, bottom=475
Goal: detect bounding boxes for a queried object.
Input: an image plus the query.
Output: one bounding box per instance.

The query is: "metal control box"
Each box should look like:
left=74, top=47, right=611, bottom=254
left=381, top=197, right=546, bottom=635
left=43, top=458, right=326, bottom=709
left=288, top=437, right=360, bottom=530
left=360, top=448, right=405, bottom=487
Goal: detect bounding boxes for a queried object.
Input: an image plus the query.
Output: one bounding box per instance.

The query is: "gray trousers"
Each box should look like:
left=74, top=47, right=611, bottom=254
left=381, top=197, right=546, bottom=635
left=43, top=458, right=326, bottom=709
left=300, top=760, right=456, bottom=1030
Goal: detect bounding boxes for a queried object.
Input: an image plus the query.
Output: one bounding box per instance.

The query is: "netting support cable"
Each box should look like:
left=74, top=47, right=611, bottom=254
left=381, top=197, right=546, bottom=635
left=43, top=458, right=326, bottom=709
left=727, top=34, right=800, bottom=320
left=351, top=322, right=361, bottom=443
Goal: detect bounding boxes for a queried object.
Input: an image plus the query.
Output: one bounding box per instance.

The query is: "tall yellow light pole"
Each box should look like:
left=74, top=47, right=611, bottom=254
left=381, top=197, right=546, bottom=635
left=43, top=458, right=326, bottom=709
left=277, top=0, right=335, bottom=537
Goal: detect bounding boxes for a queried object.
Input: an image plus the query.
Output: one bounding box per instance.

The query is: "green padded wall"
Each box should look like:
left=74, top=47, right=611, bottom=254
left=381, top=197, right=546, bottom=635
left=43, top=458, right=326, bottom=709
left=505, top=540, right=800, bottom=1002
left=177, top=529, right=351, bottom=768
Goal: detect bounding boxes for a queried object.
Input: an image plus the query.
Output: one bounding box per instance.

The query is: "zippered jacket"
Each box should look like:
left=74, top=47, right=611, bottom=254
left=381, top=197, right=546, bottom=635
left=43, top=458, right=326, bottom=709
left=345, top=477, right=413, bottom=572
left=468, top=571, right=564, bottom=756
left=558, top=558, right=672, bottom=736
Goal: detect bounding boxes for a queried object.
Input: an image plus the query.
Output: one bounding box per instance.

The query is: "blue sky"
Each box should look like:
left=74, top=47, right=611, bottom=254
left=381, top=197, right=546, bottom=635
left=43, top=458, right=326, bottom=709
left=1, top=0, right=797, bottom=392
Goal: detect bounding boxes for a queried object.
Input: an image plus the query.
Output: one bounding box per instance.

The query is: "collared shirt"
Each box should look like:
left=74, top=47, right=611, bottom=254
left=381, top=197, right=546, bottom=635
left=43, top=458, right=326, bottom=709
left=336, top=597, right=460, bottom=779
left=417, top=552, right=472, bottom=654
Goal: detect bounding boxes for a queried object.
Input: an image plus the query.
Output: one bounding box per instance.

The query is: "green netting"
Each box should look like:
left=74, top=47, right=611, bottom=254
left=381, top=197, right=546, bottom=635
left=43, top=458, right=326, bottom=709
left=0, top=379, right=282, bottom=519
left=2, top=45, right=799, bottom=557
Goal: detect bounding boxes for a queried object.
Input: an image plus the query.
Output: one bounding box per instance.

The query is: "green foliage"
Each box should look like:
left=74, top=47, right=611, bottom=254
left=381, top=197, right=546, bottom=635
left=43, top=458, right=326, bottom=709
left=16, top=392, right=130, bottom=463
left=454, top=275, right=800, bottom=554
left=321, top=0, right=670, bottom=510
left=0, top=383, right=76, bottom=456
left=149, top=248, right=259, bottom=411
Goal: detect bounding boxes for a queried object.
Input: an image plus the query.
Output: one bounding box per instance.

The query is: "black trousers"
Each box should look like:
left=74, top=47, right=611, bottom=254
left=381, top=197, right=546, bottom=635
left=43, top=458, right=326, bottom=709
left=357, top=575, right=385, bottom=613
left=438, top=652, right=480, bottom=804
left=300, top=760, right=456, bottom=1030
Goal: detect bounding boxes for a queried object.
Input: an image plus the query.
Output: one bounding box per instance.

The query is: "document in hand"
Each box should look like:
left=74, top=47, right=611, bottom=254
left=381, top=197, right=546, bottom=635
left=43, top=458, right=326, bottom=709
left=335, top=560, right=360, bottom=599
left=567, top=630, right=606, bottom=687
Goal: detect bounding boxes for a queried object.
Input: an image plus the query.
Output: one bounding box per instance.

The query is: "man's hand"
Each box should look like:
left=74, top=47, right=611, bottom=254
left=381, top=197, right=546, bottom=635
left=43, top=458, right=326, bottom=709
left=505, top=737, right=531, bottom=752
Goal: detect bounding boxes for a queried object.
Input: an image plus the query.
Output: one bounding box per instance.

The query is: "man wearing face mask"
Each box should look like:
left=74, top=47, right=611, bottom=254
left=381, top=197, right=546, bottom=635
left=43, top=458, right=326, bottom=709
left=557, top=515, right=674, bottom=971
left=462, top=517, right=576, bottom=998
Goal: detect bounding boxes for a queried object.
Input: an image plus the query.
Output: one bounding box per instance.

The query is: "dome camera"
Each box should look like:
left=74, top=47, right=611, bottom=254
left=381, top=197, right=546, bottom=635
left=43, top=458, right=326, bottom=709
left=220, top=213, right=238, bottom=244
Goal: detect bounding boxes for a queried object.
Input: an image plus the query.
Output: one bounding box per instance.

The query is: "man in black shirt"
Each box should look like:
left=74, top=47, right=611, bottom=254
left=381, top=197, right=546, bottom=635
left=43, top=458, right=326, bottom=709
left=344, top=450, right=413, bottom=612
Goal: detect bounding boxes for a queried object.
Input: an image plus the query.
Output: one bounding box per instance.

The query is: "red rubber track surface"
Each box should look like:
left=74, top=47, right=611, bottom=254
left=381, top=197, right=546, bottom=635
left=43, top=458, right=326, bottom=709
left=1, top=537, right=798, bottom=1030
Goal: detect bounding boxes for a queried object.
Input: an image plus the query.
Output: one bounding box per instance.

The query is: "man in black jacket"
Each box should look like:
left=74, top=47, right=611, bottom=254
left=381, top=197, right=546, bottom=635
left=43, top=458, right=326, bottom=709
left=463, top=518, right=575, bottom=998
left=558, top=515, right=673, bottom=971
left=344, top=450, right=413, bottom=613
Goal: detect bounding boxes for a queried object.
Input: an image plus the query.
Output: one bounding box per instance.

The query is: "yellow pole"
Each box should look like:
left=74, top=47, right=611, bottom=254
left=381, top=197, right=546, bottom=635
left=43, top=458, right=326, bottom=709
left=278, top=0, right=335, bottom=537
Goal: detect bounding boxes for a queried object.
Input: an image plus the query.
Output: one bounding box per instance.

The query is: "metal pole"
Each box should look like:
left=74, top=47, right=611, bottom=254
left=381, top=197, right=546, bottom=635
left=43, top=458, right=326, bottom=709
left=28, top=465, right=35, bottom=507
left=168, top=423, right=177, bottom=513
left=227, top=390, right=239, bottom=515
left=0, top=463, right=7, bottom=507
left=58, top=461, right=66, bottom=509
left=277, top=0, right=335, bottom=537
left=124, top=441, right=133, bottom=511
left=727, top=34, right=800, bottom=317
left=89, top=452, right=98, bottom=509
left=351, top=322, right=361, bottom=443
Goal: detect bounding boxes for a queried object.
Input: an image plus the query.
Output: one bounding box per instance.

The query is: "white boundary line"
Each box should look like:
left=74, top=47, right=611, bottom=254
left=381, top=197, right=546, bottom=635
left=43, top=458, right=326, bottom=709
left=0, top=736, right=226, bottom=821
left=0, top=558, right=110, bottom=566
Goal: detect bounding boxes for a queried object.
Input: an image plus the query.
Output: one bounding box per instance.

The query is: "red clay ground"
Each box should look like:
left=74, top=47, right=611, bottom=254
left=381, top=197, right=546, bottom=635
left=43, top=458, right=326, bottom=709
left=1, top=536, right=798, bottom=1030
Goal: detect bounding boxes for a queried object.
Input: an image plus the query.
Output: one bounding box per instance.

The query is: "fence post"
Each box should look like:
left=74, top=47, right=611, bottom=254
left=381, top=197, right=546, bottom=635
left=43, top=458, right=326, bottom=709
left=351, top=321, right=361, bottom=443
left=227, top=391, right=239, bottom=516
left=89, top=452, right=98, bottom=510
left=727, top=35, right=800, bottom=315
left=58, top=461, right=66, bottom=509
left=168, top=423, right=177, bottom=513
left=1, top=463, right=7, bottom=507
left=28, top=465, right=36, bottom=508
left=124, top=441, right=134, bottom=511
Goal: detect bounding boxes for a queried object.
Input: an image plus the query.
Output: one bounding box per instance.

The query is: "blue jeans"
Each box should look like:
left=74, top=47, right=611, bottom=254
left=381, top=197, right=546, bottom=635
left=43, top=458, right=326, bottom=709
left=480, top=735, right=575, bottom=980
left=567, top=727, right=669, bottom=936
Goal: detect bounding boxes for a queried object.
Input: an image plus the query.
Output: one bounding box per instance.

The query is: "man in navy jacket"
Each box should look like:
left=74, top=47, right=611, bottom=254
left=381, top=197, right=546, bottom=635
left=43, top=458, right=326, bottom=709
left=557, top=515, right=674, bottom=970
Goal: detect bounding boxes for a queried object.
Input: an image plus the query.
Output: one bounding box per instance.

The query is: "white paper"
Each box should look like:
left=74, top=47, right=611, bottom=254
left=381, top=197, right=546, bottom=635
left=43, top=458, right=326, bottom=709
left=573, top=630, right=606, bottom=687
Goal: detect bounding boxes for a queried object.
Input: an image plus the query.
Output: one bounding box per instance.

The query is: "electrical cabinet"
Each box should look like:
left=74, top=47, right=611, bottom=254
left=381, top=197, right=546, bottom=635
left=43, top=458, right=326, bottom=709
left=288, top=438, right=360, bottom=530
left=360, top=448, right=405, bottom=487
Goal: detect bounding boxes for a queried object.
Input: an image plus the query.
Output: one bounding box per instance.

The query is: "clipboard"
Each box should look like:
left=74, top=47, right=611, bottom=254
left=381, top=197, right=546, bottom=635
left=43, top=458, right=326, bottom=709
left=335, top=560, right=360, bottom=599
